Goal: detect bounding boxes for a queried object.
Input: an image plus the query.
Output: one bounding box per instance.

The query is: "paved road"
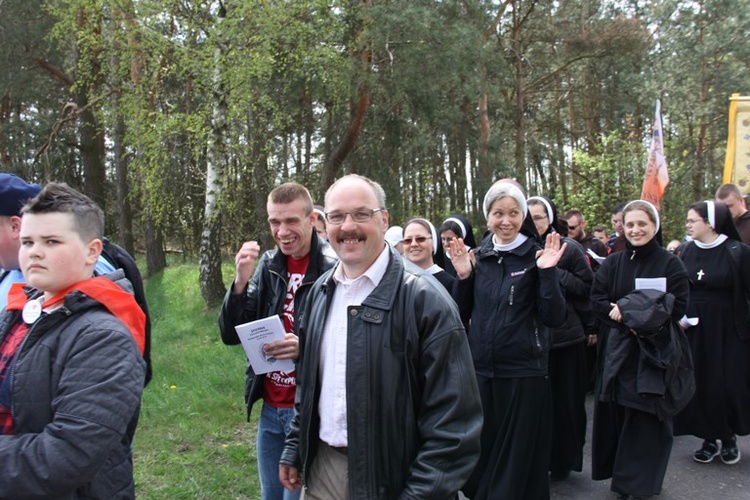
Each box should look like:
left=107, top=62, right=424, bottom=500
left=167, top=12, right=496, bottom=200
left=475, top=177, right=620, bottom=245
left=550, top=395, right=750, bottom=499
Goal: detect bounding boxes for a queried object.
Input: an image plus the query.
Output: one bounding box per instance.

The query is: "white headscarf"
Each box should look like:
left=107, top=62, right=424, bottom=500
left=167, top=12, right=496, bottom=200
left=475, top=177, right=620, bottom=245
left=483, top=181, right=527, bottom=220
left=404, top=218, right=439, bottom=254
left=443, top=217, right=467, bottom=239
left=623, top=199, right=660, bottom=234
left=385, top=226, right=404, bottom=247
left=526, top=196, right=554, bottom=222
left=705, top=200, right=716, bottom=229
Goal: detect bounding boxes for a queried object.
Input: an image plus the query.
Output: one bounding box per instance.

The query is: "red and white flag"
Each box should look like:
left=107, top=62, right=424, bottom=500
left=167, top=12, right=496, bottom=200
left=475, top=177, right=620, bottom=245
left=641, top=100, right=669, bottom=210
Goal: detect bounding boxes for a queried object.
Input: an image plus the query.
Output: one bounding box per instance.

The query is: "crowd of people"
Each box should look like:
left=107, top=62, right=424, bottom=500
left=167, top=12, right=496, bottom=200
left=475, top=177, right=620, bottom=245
left=2, top=170, right=750, bottom=499
left=217, top=175, right=750, bottom=500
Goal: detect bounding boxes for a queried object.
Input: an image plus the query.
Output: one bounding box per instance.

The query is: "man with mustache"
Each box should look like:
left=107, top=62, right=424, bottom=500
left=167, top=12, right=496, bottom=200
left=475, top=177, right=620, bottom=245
left=279, top=174, right=482, bottom=499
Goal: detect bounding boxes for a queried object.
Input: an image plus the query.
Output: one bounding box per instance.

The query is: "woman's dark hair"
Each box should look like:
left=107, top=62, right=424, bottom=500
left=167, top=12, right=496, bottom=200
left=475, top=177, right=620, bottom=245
left=439, top=214, right=477, bottom=248
left=688, top=200, right=741, bottom=241
left=439, top=219, right=462, bottom=238
left=687, top=201, right=708, bottom=221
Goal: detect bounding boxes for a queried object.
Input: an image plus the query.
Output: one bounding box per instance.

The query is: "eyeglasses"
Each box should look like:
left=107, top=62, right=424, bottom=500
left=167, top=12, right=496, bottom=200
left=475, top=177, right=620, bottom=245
left=403, top=236, right=431, bottom=245
left=325, top=208, right=383, bottom=225
left=568, top=224, right=579, bottom=230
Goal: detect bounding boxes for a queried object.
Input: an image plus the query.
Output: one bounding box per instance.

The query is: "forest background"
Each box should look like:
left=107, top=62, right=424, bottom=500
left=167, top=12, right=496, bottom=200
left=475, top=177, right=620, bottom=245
left=1, top=0, right=748, bottom=306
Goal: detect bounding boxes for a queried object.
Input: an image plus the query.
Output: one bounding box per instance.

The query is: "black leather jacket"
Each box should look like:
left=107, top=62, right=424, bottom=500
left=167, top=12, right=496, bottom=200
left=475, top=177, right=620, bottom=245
left=218, top=233, right=337, bottom=418
left=280, top=248, right=483, bottom=499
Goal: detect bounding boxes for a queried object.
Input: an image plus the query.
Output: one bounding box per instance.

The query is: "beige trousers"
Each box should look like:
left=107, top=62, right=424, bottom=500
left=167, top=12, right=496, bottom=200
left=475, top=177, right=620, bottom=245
left=301, top=441, right=349, bottom=500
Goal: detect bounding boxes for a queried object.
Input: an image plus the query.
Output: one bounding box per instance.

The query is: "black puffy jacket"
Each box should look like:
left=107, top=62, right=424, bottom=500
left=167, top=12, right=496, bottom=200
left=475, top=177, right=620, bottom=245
left=598, top=289, right=695, bottom=421
left=454, top=235, right=566, bottom=378
left=591, top=238, right=690, bottom=417
left=550, top=236, right=594, bottom=348
left=0, top=271, right=145, bottom=498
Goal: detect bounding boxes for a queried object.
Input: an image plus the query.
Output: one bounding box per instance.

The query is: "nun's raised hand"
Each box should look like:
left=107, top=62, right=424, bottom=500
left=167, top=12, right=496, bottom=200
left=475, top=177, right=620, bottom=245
left=535, top=233, right=567, bottom=269
left=449, top=237, right=474, bottom=280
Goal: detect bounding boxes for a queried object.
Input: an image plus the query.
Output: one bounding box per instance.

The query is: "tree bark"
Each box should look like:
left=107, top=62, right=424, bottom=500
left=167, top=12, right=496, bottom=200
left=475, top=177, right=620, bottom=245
left=75, top=6, right=106, bottom=210
left=477, top=69, right=492, bottom=204
left=319, top=0, right=372, bottom=194
left=321, top=77, right=370, bottom=191
left=145, top=213, right=166, bottom=277
left=113, top=107, right=134, bottom=254
left=199, top=11, right=229, bottom=307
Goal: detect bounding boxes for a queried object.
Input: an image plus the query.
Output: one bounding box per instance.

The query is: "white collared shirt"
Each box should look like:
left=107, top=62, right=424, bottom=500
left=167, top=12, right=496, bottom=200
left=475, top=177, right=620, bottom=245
left=318, top=244, right=390, bottom=447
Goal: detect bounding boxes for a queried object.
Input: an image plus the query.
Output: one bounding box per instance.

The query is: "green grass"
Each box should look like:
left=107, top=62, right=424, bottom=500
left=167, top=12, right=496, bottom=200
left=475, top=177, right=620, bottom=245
left=134, top=262, right=261, bottom=498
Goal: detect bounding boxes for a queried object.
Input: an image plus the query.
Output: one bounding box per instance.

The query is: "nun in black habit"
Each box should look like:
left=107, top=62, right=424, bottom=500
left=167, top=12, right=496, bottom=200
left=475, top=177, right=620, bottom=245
left=401, top=217, right=456, bottom=293
left=527, top=196, right=593, bottom=481
left=674, top=200, right=750, bottom=465
left=450, top=181, right=567, bottom=500
left=590, top=200, right=690, bottom=499
left=439, top=214, right=477, bottom=278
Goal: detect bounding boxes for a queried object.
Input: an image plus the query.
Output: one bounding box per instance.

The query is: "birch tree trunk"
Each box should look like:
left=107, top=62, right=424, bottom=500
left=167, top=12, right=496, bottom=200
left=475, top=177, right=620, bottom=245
left=199, top=7, right=229, bottom=307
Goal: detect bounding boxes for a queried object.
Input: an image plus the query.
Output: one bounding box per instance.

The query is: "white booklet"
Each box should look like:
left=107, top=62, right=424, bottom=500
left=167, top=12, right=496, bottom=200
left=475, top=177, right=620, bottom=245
left=234, top=315, right=295, bottom=374
left=635, top=277, right=667, bottom=292
left=586, top=248, right=606, bottom=265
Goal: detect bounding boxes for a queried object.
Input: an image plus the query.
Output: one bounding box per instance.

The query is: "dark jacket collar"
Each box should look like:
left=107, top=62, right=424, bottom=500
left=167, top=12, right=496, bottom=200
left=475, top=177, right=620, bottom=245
left=267, top=230, right=335, bottom=281
left=625, top=236, right=660, bottom=260
left=323, top=245, right=403, bottom=312
left=475, top=231, right=536, bottom=260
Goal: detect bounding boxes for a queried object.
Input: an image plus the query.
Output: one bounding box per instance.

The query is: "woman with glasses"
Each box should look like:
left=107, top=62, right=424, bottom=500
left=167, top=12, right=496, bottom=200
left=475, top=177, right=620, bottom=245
left=449, top=180, right=567, bottom=500
left=402, top=218, right=455, bottom=292
left=527, top=196, right=594, bottom=483
left=439, top=214, right=477, bottom=278
left=674, top=201, right=750, bottom=466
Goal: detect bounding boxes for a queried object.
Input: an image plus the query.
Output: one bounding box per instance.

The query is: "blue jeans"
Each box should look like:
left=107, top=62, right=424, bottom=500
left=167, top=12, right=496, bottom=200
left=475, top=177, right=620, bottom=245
left=258, top=402, right=301, bottom=500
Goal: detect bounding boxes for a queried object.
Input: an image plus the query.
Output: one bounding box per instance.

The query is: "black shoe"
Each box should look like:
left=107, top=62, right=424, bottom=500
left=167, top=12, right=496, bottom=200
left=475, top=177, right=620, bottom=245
left=693, top=439, right=720, bottom=463
left=549, top=470, right=570, bottom=481
left=721, top=437, right=741, bottom=465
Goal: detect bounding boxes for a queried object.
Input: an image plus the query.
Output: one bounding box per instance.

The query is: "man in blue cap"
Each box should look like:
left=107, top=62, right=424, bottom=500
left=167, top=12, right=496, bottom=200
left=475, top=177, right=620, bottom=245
left=0, top=174, right=43, bottom=309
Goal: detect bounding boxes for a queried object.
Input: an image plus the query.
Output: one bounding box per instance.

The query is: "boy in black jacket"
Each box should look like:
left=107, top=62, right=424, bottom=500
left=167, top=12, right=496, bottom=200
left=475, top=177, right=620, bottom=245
left=0, top=183, right=145, bottom=497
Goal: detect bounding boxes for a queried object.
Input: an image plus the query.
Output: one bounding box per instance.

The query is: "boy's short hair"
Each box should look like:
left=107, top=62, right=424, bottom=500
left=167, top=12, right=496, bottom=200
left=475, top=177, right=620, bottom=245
left=716, top=183, right=743, bottom=200
left=593, top=225, right=607, bottom=233
left=564, top=209, right=583, bottom=220
left=268, top=182, right=314, bottom=215
left=22, top=182, right=104, bottom=242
